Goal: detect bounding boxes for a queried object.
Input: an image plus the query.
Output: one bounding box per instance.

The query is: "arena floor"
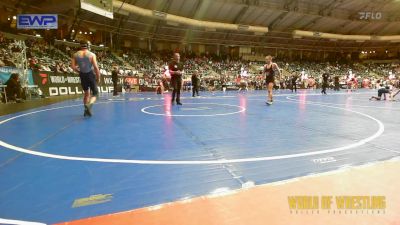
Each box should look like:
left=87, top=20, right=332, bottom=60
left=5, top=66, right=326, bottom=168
left=0, top=89, right=399, bottom=225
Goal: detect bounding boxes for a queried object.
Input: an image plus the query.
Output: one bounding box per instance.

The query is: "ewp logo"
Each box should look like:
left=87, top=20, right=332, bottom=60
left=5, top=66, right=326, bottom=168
left=17, top=14, right=58, bottom=29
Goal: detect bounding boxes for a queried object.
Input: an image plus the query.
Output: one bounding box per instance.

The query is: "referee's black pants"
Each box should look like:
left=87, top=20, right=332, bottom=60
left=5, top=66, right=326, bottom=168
left=171, top=76, right=182, bottom=103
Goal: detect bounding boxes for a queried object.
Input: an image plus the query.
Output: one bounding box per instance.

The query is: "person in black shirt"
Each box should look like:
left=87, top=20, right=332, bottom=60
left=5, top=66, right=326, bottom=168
left=370, top=81, right=392, bottom=101
left=291, top=73, right=298, bottom=93
left=334, top=75, right=340, bottom=91
left=191, top=70, right=200, bottom=97
left=221, top=77, right=227, bottom=92
left=169, top=53, right=184, bottom=105
left=112, top=66, right=119, bottom=96
left=5, top=73, right=24, bottom=103
left=321, top=72, right=330, bottom=95
left=263, top=55, right=281, bottom=105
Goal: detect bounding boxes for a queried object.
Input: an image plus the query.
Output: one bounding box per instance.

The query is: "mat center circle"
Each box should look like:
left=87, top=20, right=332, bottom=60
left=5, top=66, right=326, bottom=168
left=141, top=103, right=246, bottom=117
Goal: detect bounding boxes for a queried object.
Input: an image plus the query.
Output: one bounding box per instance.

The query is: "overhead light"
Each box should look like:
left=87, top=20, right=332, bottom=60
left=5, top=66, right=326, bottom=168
left=166, top=21, right=179, bottom=26
left=12, top=16, right=16, bottom=20
left=79, top=31, right=82, bottom=34
left=205, top=28, right=216, bottom=32
left=84, top=32, right=87, bottom=34
left=89, top=32, right=92, bottom=34
left=313, top=32, right=322, bottom=37
left=7, top=17, right=11, bottom=21
left=72, top=29, right=75, bottom=33
left=254, top=32, right=265, bottom=36
left=115, top=9, right=129, bottom=16
left=152, top=10, right=167, bottom=18
left=238, top=25, right=250, bottom=31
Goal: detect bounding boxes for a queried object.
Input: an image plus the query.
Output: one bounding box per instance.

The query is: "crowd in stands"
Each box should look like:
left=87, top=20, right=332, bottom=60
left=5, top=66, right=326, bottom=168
left=1, top=33, right=399, bottom=99
left=0, top=35, right=20, bottom=67
left=27, top=39, right=74, bottom=73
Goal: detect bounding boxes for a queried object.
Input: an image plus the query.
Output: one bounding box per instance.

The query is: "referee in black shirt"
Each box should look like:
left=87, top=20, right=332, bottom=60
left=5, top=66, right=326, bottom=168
left=334, top=75, right=340, bottom=91
left=112, top=66, right=119, bottom=96
left=169, top=53, right=184, bottom=105
left=321, top=71, right=330, bottom=95
left=191, top=70, right=200, bottom=97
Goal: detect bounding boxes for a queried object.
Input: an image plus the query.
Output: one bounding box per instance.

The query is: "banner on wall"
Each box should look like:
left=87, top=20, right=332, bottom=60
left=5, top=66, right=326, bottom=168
left=0, top=67, right=34, bottom=85
left=32, top=71, right=139, bottom=96
left=17, top=14, right=58, bottom=29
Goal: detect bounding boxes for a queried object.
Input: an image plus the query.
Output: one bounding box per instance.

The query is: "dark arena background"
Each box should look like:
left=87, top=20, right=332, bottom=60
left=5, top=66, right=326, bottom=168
left=0, top=0, right=400, bottom=224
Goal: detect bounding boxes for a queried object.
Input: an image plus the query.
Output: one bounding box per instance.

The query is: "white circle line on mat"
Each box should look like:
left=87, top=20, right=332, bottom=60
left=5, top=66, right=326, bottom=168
left=286, top=95, right=399, bottom=110
left=141, top=103, right=246, bottom=117
left=0, top=96, right=384, bottom=165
